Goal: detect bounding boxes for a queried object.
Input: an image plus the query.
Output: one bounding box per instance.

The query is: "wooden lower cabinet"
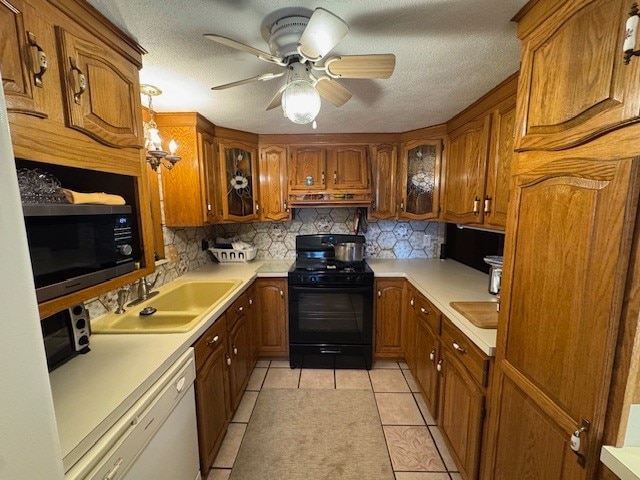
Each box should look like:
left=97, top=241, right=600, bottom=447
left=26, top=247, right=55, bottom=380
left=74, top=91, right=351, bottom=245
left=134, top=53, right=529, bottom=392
left=255, top=278, right=288, bottom=356
left=227, top=313, right=250, bottom=412
left=194, top=315, right=230, bottom=476
left=375, top=279, right=406, bottom=356
left=415, top=315, right=439, bottom=415
left=438, top=345, right=485, bottom=480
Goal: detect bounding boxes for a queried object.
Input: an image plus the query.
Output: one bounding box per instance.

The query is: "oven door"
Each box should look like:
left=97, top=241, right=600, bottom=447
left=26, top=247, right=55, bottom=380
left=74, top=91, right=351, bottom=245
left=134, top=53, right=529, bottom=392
left=288, top=284, right=373, bottom=345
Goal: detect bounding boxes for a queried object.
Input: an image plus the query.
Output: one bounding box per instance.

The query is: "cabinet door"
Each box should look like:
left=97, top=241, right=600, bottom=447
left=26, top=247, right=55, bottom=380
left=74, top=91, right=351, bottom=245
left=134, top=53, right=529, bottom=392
left=375, top=279, right=406, bottom=356
left=56, top=27, right=142, bottom=148
left=370, top=144, right=398, bottom=219
left=487, top=157, right=640, bottom=479
left=228, top=314, right=249, bottom=412
left=259, top=145, right=290, bottom=221
left=247, top=284, right=258, bottom=365
left=404, top=287, right=417, bottom=373
left=415, top=318, right=439, bottom=415
left=289, top=146, right=326, bottom=191
left=444, top=116, right=491, bottom=224
left=256, top=278, right=288, bottom=356
left=438, top=347, right=485, bottom=480
left=399, top=139, right=443, bottom=220
left=195, top=343, right=230, bottom=474
left=200, top=131, right=221, bottom=223
left=484, top=99, right=516, bottom=229
left=219, top=141, right=259, bottom=222
left=516, top=0, right=640, bottom=151
left=328, top=145, right=369, bottom=190
left=1, top=0, right=46, bottom=118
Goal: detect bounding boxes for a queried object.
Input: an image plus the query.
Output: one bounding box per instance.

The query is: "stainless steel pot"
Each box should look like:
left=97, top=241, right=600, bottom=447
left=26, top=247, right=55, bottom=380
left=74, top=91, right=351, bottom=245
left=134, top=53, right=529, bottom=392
left=333, top=242, right=364, bottom=263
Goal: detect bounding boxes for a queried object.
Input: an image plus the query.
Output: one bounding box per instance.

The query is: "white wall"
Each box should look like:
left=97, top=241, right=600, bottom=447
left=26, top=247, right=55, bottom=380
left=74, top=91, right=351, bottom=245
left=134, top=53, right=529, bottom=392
left=0, top=77, right=64, bottom=478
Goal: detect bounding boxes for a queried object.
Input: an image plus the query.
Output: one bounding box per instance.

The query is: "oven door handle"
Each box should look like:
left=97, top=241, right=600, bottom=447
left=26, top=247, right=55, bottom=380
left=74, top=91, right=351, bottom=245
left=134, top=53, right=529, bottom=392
left=289, top=285, right=373, bottom=294
left=319, top=348, right=343, bottom=354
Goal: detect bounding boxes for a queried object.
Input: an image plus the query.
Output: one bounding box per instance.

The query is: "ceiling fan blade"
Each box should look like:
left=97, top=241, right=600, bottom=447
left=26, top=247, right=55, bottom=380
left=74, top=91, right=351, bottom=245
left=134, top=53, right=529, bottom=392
left=315, top=78, right=352, bottom=107
left=298, top=8, right=349, bottom=61
left=212, top=72, right=284, bottom=91
left=204, top=34, right=285, bottom=65
left=324, top=54, right=396, bottom=79
left=266, top=84, right=286, bottom=111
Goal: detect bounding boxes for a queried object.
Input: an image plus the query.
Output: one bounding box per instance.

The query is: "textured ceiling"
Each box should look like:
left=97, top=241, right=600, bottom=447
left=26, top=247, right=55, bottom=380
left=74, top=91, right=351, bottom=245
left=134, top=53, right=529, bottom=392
left=87, top=0, right=526, bottom=135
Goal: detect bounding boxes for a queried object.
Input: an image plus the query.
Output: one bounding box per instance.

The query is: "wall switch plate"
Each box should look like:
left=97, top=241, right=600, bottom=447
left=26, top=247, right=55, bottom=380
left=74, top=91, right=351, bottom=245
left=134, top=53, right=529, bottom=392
left=423, top=234, right=432, bottom=249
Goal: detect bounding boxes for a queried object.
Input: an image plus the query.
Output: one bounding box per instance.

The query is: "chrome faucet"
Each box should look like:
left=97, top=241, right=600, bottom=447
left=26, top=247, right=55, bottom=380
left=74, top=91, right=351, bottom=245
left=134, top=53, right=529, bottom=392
left=127, top=273, right=160, bottom=307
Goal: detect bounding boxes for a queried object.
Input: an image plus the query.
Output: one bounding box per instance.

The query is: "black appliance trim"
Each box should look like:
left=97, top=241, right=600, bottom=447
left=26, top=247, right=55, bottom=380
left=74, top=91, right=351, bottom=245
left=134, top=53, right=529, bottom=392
left=22, top=204, right=132, bottom=217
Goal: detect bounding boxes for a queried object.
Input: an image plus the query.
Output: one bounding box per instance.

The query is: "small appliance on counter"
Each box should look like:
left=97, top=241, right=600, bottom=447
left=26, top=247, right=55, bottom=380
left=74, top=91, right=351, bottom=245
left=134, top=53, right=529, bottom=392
left=41, top=303, right=90, bottom=371
left=484, top=255, right=503, bottom=295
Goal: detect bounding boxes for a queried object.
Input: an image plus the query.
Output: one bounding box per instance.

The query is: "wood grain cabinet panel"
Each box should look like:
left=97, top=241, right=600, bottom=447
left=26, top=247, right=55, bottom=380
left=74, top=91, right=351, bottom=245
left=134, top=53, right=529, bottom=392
left=516, top=0, right=640, bottom=151
left=259, top=144, right=291, bottom=221
left=256, top=278, right=288, bottom=356
left=227, top=313, right=250, bottom=412
left=1, top=0, right=47, bottom=118
left=415, top=313, right=439, bottom=416
left=444, top=115, right=491, bottom=224
left=328, top=145, right=369, bottom=190
left=484, top=98, right=516, bottom=229
left=289, top=146, right=326, bottom=191
left=194, top=315, right=230, bottom=476
left=370, top=143, right=398, bottom=219
left=56, top=26, right=142, bottom=149
left=375, top=279, right=406, bottom=356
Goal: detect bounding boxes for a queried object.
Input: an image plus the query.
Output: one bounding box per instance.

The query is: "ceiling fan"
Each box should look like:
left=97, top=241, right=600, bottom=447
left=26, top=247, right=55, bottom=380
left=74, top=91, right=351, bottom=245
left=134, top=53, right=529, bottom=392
left=204, top=7, right=396, bottom=126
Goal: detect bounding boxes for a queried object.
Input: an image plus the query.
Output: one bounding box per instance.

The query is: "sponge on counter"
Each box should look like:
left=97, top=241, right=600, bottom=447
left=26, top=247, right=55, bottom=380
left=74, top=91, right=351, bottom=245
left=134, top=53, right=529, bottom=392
left=62, top=189, right=126, bottom=205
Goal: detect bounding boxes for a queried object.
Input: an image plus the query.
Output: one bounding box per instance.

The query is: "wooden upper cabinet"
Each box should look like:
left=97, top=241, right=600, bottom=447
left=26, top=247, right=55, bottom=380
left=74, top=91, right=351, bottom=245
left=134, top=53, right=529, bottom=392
left=1, top=0, right=47, bottom=118
left=444, top=116, right=491, bottom=224
left=484, top=99, right=516, bottom=229
left=259, top=145, right=291, bottom=221
left=370, top=144, right=398, bottom=219
left=56, top=27, right=142, bottom=149
left=156, top=113, right=217, bottom=227
left=327, top=145, right=368, bottom=190
left=219, top=140, right=259, bottom=222
left=516, top=0, right=640, bottom=151
left=289, top=146, right=326, bottom=191
left=399, top=139, right=443, bottom=220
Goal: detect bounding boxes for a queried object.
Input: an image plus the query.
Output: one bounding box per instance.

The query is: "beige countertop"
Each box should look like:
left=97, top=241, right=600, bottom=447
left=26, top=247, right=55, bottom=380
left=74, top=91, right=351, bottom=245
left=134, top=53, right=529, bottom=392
left=601, top=447, right=640, bottom=480
left=51, top=257, right=494, bottom=473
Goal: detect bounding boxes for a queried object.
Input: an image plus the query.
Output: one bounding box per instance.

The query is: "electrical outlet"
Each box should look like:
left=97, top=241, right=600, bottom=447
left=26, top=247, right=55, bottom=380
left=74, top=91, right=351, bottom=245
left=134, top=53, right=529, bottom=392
left=423, top=234, right=432, bottom=249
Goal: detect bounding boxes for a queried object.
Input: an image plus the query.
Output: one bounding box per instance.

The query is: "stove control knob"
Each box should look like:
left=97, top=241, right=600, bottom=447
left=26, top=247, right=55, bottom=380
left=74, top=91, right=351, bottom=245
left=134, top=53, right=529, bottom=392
left=310, top=277, right=317, bottom=284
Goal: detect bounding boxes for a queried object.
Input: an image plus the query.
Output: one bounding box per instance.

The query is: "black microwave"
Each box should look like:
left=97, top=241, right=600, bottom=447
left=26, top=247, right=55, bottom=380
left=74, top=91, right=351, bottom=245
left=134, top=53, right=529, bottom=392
left=41, top=304, right=91, bottom=371
left=23, top=204, right=139, bottom=302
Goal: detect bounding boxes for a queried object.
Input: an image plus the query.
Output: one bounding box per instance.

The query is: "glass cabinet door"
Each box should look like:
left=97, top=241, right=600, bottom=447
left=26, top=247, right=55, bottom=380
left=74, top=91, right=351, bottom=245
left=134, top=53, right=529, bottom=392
left=399, top=140, right=442, bottom=220
left=219, top=141, right=258, bottom=221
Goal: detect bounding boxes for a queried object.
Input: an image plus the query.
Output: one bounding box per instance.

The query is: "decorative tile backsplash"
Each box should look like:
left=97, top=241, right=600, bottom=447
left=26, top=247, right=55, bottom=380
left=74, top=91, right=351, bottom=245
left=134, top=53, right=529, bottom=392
left=213, top=208, right=445, bottom=260
left=86, top=207, right=444, bottom=319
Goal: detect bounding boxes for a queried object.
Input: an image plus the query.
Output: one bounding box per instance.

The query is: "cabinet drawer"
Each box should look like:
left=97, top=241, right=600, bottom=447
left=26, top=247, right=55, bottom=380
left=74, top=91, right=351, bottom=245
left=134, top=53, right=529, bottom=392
left=228, top=293, right=249, bottom=328
left=441, top=317, right=489, bottom=388
left=415, top=295, right=441, bottom=334
left=194, top=314, right=227, bottom=371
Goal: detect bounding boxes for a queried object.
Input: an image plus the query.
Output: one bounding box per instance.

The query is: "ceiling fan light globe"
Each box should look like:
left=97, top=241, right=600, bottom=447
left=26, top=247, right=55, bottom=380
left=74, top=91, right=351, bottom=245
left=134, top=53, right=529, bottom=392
left=282, top=80, right=321, bottom=124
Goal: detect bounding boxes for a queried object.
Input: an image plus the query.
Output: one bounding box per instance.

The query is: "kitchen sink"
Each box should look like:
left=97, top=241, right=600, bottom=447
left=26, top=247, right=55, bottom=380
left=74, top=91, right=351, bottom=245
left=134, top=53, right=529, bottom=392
left=92, top=279, right=242, bottom=333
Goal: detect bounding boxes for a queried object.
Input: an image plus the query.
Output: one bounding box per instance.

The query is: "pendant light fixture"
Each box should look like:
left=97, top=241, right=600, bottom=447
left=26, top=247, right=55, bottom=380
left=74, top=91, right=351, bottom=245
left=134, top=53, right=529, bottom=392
left=141, top=84, right=181, bottom=171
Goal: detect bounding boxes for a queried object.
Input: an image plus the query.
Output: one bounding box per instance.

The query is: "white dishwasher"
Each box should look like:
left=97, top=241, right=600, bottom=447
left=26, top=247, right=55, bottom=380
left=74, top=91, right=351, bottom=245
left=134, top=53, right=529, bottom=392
left=66, top=348, right=201, bottom=480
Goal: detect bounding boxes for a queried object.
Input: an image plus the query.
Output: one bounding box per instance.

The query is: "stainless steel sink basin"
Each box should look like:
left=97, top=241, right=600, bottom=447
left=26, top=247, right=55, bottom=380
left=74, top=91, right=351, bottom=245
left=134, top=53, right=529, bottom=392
left=92, top=279, right=242, bottom=333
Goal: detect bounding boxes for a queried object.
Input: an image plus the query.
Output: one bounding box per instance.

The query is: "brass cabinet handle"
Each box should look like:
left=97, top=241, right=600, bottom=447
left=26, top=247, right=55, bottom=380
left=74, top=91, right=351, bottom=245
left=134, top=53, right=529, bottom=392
left=624, top=5, right=640, bottom=64
left=284, top=200, right=288, bottom=212
left=280, top=290, right=284, bottom=298
left=429, top=348, right=436, bottom=363
left=27, top=32, right=47, bottom=87
left=255, top=202, right=260, bottom=213
left=484, top=197, right=491, bottom=214
left=420, top=307, right=428, bottom=315
left=249, top=298, right=253, bottom=306
left=69, top=57, right=86, bottom=104
left=570, top=419, right=591, bottom=467
left=473, top=197, right=480, bottom=215
left=333, top=171, right=337, bottom=182
left=233, top=345, right=238, bottom=355
left=206, top=335, right=219, bottom=346
left=237, top=306, right=244, bottom=313
left=436, top=358, right=443, bottom=373
left=371, top=200, right=376, bottom=210
left=410, top=298, right=414, bottom=306
left=377, top=290, right=381, bottom=298
left=226, top=353, right=231, bottom=366
left=321, top=171, right=325, bottom=183
left=452, top=341, right=467, bottom=354
left=400, top=201, right=405, bottom=211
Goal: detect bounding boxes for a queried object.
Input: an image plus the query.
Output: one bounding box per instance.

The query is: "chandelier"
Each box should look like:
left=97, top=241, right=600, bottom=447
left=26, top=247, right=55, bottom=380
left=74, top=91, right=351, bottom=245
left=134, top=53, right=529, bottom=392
left=141, top=84, right=181, bottom=171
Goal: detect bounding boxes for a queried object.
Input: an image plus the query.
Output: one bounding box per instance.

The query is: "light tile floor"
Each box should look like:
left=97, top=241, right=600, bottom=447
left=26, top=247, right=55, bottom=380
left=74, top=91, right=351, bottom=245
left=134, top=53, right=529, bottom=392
left=207, top=358, right=460, bottom=480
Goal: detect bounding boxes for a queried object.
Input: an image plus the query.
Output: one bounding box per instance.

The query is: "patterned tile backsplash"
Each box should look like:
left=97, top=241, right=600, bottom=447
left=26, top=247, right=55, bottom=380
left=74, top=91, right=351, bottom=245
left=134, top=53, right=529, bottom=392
left=86, top=208, right=444, bottom=319
left=214, top=208, right=445, bottom=260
